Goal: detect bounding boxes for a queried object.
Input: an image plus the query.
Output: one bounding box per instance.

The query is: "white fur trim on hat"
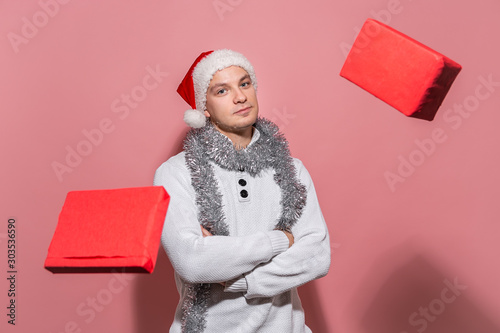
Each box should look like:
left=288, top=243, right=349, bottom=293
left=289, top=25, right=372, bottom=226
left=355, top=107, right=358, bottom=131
left=184, top=109, right=207, bottom=128
left=192, top=49, right=258, bottom=113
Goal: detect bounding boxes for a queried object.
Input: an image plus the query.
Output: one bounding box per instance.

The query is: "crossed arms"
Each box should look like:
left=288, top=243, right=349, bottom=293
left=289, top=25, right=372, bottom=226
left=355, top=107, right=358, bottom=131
left=154, top=154, right=330, bottom=299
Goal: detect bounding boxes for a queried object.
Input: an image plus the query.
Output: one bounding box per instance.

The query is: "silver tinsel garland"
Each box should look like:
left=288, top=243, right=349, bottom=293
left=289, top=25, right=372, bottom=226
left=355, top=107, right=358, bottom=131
left=181, top=117, right=307, bottom=333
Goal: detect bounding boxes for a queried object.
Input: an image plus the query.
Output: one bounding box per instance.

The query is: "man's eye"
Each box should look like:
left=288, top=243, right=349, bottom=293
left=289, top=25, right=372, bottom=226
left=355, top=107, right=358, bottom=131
left=217, top=89, right=227, bottom=94
left=241, top=82, right=250, bottom=87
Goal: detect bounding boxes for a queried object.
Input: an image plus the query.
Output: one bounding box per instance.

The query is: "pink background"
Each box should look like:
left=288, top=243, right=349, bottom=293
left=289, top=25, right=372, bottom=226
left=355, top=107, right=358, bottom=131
left=2, top=0, right=500, bottom=332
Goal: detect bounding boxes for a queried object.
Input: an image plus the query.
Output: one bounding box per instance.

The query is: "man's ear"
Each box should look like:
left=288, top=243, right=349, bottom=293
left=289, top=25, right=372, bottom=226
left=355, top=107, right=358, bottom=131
left=204, top=110, right=210, bottom=118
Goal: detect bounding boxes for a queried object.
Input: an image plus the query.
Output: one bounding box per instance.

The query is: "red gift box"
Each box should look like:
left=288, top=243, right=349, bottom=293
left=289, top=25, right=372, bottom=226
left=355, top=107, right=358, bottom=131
left=340, top=19, right=462, bottom=121
left=44, top=186, right=169, bottom=273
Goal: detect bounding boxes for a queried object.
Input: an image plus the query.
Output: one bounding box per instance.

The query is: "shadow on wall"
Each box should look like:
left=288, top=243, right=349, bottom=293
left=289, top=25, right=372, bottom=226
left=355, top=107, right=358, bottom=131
left=133, top=130, right=188, bottom=331
left=300, top=280, right=331, bottom=332
left=133, top=248, right=178, bottom=332
left=168, top=127, right=189, bottom=159
left=349, top=245, right=499, bottom=333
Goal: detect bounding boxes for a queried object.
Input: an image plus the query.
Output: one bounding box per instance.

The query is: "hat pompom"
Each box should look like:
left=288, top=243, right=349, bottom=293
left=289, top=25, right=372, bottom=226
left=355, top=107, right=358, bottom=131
left=184, top=109, right=206, bottom=128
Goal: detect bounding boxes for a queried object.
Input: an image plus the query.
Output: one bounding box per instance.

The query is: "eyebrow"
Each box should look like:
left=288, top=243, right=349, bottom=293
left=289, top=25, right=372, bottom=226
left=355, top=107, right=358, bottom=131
left=209, top=74, right=251, bottom=92
left=239, top=74, right=251, bottom=83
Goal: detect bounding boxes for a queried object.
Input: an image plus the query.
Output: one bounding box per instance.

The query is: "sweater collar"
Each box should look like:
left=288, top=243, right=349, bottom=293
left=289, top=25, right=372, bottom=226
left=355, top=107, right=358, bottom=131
left=187, top=118, right=281, bottom=176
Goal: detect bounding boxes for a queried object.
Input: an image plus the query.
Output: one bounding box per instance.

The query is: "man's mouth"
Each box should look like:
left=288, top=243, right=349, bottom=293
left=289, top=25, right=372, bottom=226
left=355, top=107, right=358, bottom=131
left=235, top=106, right=251, bottom=114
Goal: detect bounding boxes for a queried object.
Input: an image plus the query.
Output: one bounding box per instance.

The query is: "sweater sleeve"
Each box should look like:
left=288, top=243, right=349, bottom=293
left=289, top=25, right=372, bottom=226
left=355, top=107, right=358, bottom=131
left=153, top=153, right=290, bottom=284
left=230, top=159, right=331, bottom=298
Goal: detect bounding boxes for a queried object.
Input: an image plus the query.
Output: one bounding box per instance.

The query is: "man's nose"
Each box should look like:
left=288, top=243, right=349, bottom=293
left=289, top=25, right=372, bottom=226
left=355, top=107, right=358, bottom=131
left=233, top=88, right=247, bottom=103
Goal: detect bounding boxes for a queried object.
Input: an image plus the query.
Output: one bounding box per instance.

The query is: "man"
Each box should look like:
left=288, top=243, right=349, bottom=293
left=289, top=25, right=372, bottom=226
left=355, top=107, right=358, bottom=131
left=154, top=49, right=330, bottom=333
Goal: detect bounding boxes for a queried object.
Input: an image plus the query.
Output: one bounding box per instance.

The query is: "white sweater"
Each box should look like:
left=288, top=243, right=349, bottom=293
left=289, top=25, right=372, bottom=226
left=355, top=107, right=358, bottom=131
left=153, top=129, right=331, bottom=333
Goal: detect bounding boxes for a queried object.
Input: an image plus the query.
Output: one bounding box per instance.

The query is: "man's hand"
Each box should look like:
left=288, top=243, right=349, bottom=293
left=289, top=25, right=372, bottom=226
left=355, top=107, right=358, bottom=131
left=201, top=225, right=212, bottom=237
left=283, top=230, right=294, bottom=248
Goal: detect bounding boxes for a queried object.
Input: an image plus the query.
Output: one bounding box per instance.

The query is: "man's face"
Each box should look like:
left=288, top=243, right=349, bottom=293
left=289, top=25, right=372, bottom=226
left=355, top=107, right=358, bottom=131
left=204, top=66, right=259, bottom=135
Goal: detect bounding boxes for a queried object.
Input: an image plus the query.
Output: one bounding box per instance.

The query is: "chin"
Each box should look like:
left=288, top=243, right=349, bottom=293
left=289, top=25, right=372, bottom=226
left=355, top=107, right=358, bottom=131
left=242, top=113, right=258, bottom=127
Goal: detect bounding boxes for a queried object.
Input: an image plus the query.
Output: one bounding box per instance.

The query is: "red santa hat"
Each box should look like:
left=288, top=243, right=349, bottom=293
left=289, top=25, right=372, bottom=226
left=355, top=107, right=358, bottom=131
left=177, top=49, right=258, bottom=128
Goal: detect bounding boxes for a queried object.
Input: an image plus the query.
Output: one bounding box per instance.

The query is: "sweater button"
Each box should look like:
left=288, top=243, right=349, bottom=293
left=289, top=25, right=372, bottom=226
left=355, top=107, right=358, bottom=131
left=238, top=166, right=245, bottom=172
left=238, top=179, right=247, bottom=186
left=240, top=190, right=248, bottom=198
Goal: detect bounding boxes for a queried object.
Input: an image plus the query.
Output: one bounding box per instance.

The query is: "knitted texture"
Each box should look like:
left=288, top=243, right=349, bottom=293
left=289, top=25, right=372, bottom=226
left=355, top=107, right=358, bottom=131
left=181, top=118, right=307, bottom=332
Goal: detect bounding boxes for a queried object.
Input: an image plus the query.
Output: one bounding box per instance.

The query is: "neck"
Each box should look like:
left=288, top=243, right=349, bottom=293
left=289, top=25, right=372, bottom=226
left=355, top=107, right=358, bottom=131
left=213, top=124, right=254, bottom=150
